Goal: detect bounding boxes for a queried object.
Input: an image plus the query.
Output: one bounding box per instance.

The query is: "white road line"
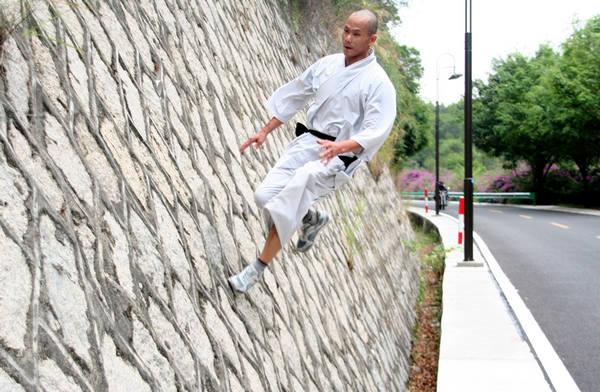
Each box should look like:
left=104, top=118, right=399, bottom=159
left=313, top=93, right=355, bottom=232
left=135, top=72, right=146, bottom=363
left=473, top=231, right=581, bottom=392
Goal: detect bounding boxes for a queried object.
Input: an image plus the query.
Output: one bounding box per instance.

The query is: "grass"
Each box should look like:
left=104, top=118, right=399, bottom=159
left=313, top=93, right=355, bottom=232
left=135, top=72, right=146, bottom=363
left=338, top=195, right=367, bottom=270
left=0, top=0, right=87, bottom=62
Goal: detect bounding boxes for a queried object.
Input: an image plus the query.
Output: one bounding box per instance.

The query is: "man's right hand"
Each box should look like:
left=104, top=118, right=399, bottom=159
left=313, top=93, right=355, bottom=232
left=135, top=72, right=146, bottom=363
left=239, top=130, right=268, bottom=151
left=239, top=117, right=283, bottom=151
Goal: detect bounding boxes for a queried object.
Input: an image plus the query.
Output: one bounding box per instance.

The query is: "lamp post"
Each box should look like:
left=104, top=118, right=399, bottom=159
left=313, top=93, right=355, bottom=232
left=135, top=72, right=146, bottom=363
left=464, top=0, right=474, bottom=260
left=435, top=54, right=462, bottom=215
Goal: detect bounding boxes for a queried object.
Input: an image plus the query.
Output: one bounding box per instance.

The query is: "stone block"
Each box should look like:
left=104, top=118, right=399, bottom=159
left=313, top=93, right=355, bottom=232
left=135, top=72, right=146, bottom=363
left=0, top=229, right=31, bottom=351
left=172, top=283, right=217, bottom=382
left=102, top=335, right=150, bottom=392
left=104, top=211, right=135, bottom=298
left=44, top=115, right=94, bottom=207
left=148, top=301, right=196, bottom=388
left=2, top=38, right=29, bottom=127
left=203, top=301, right=240, bottom=372
left=132, top=315, right=176, bottom=392
left=129, top=210, right=167, bottom=300
left=152, top=194, right=190, bottom=289
left=40, top=216, right=92, bottom=365
left=0, top=368, right=24, bottom=392
left=0, top=158, right=29, bottom=239
left=39, top=360, right=82, bottom=392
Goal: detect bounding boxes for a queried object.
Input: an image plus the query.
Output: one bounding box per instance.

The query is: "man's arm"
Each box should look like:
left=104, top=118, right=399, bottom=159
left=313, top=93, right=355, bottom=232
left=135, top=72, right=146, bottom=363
left=239, top=117, right=283, bottom=151
left=349, top=79, right=396, bottom=161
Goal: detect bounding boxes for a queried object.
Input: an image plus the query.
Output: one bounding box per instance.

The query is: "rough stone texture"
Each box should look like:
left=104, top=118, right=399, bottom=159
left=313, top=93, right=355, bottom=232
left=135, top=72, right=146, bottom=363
left=0, top=0, right=420, bottom=390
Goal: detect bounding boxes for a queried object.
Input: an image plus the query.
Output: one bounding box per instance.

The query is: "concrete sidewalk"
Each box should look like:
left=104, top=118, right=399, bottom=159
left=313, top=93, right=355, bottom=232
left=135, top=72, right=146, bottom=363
left=409, top=207, right=581, bottom=392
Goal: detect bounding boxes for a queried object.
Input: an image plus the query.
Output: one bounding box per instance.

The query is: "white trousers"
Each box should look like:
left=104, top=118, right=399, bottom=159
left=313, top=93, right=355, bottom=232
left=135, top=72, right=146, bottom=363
left=255, top=133, right=352, bottom=248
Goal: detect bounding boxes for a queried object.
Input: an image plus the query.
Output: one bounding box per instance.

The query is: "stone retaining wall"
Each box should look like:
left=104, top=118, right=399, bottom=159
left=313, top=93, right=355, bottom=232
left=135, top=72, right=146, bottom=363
left=0, top=0, right=420, bottom=390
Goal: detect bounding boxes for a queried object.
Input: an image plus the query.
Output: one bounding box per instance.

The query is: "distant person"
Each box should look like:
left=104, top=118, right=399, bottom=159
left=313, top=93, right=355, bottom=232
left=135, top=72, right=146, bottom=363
left=437, top=181, right=448, bottom=210
left=438, top=181, right=447, bottom=192
left=228, top=9, right=397, bottom=293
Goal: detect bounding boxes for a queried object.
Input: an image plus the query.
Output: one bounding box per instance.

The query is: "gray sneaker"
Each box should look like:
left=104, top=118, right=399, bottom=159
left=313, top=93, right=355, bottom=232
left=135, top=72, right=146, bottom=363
left=228, top=263, right=260, bottom=293
left=296, top=211, right=330, bottom=252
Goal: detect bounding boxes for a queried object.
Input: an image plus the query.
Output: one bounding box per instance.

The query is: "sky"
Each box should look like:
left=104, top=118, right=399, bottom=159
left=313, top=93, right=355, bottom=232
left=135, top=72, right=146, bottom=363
left=391, top=0, right=600, bottom=105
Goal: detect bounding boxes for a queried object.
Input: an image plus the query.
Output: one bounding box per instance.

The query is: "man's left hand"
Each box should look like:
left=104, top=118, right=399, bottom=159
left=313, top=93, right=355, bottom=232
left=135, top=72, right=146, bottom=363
left=317, top=139, right=362, bottom=166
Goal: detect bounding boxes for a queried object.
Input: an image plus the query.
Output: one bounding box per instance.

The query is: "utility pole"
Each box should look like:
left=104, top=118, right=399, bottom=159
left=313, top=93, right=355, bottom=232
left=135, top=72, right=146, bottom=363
left=464, top=0, right=474, bottom=261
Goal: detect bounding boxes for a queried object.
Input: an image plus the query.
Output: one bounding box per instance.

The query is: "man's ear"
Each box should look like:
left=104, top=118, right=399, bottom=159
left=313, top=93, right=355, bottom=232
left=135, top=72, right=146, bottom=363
left=369, top=34, right=378, bottom=46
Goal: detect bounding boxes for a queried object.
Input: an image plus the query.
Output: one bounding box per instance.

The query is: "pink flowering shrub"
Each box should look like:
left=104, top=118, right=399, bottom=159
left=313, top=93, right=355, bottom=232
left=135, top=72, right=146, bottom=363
left=398, top=159, right=599, bottom=205
left=397, top=161, right=461, bottom=192
left=397, top=169, right=436, bottom=192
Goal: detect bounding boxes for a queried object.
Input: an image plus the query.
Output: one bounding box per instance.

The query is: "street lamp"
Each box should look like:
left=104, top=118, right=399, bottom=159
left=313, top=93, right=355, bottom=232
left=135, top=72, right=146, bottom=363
left=464, top=0, right=474, bottom=260
left=435, top=54, right=462, bottom=215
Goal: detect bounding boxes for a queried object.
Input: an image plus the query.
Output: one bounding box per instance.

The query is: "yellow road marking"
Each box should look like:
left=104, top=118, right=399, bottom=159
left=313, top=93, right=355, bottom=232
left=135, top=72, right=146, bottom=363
left=550, top=222, right=570, bottom=229
left=489, top=209, right=503, bottom=214
left=519, top=215, right=533, bottom=219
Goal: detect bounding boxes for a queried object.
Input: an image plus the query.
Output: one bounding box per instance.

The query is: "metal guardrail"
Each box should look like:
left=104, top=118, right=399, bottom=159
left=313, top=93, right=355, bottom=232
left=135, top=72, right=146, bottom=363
left=401, top=191, right=536, bottom=205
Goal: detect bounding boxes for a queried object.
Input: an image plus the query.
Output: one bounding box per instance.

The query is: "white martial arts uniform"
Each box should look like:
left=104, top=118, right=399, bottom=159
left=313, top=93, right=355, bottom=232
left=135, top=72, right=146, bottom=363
left=255, top=50, right=396, bottom=248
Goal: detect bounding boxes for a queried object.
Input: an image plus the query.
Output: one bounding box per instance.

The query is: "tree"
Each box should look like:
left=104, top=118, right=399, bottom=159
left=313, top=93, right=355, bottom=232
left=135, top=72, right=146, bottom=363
left=375, top=32, right=433, bottom=166
left=472, top=47, right=562, bottom=202
left=408, top=101, right=502, bottom=190
left=549, top=16, right=600, bottom=205
left=393, top=96, right=432, bottom=165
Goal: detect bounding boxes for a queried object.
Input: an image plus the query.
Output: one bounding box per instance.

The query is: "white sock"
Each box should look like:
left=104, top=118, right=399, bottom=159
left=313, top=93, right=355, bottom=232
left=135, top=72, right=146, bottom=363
left=254, top=258, right=268, bottom=275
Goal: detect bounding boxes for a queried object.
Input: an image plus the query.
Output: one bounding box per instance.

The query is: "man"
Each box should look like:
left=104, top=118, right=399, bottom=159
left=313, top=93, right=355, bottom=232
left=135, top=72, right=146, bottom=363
left=228, top=9, right=396, bottom=293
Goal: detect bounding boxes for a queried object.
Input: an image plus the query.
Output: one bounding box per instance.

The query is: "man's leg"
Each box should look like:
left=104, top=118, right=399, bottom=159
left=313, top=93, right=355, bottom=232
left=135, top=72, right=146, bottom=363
left=228, top=159, right=344, bottom=293
left=228, top=225, right=281, bottom=293
left=260, top=225, right=282, bottom=263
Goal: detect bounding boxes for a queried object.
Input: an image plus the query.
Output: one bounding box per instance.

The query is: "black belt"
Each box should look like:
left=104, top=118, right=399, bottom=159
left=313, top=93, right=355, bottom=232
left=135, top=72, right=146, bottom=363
left=295, top=122, right=335, bottom=141
left=295, top=122, right=358, bottom=169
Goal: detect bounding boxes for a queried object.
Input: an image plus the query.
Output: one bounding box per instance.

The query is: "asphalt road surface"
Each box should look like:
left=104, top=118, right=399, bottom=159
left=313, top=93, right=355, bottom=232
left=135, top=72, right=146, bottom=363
left=413, top=201, right=600, bottom=392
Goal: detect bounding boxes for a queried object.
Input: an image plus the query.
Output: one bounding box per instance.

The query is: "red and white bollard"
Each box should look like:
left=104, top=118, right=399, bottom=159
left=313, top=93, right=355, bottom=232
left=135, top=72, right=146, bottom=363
left=424, top=188, right=429, bottom=214
left=458, top=196, right=464, bottom=245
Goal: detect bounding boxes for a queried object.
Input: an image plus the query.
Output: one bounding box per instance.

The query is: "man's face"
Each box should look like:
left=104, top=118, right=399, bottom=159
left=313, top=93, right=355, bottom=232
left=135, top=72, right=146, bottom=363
left=342, top=14, right=376, bottom=61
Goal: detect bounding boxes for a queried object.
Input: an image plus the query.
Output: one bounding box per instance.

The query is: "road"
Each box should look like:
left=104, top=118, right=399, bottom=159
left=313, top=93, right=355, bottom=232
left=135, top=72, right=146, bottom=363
left=414, top=201, right=600, bottom=392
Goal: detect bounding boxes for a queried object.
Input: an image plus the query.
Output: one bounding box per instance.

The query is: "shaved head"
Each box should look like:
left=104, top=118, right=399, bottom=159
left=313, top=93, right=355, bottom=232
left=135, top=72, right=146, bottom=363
left=342, top=9, right=379, bottom=65
left=351, top=9, right=378, bottom=35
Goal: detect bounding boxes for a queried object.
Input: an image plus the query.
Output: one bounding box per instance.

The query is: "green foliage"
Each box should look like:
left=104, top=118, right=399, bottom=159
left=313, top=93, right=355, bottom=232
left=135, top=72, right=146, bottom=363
left=548, top=16, right=600, bottom=203
left=404, top=224, right=447, bottom=304
left=472, top=47, right=563, bottom=200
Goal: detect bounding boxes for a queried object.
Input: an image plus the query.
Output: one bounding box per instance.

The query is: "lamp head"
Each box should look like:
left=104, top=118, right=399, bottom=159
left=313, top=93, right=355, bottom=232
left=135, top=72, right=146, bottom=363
left=449, top=73, right=462, bottom=80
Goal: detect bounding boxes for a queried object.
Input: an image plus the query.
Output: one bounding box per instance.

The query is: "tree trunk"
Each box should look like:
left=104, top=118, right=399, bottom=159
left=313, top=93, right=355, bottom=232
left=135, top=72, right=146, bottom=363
left=574, top=157, right=591, bottom=207
left=529, top=159, right=549, bottom=205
